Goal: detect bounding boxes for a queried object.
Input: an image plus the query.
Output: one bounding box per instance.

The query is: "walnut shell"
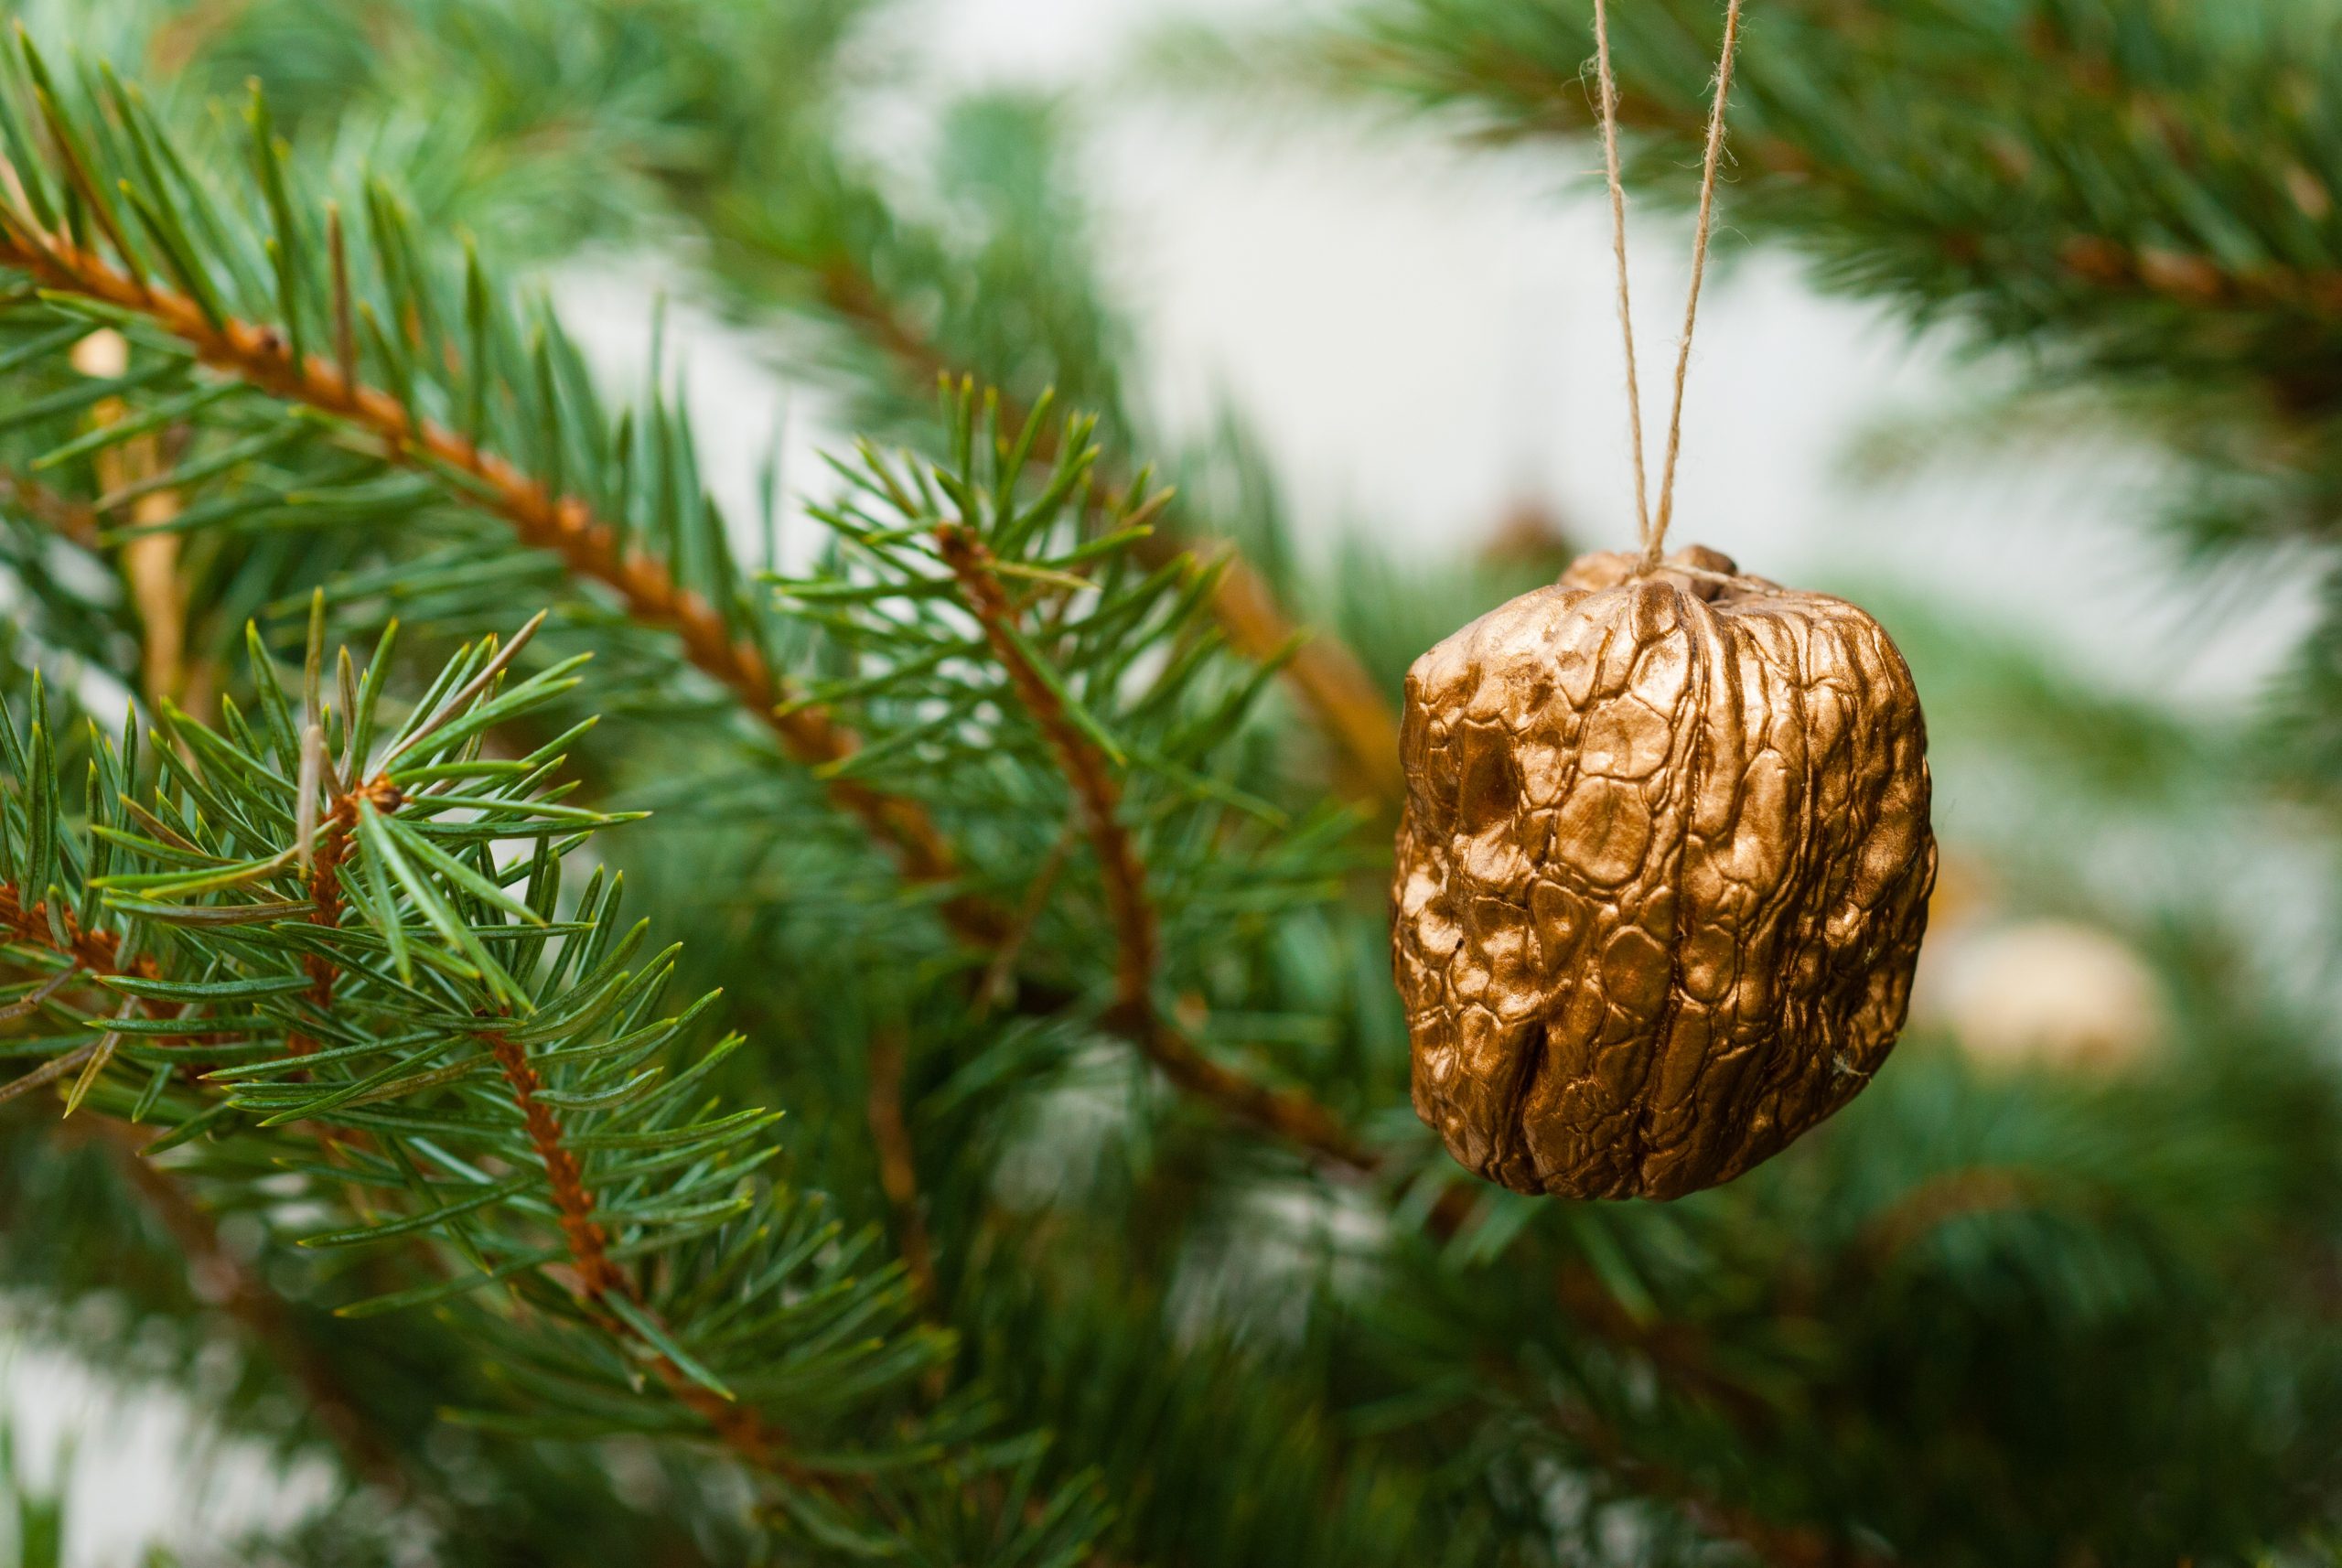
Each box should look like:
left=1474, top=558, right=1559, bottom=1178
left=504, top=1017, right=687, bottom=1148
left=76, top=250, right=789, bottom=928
left=1391, top=545, right=1935, bottom=1199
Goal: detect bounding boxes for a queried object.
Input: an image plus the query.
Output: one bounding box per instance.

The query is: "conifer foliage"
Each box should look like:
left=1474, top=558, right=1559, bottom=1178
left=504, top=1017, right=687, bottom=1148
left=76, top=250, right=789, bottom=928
left=0, top=4, right=2338, bottom=1566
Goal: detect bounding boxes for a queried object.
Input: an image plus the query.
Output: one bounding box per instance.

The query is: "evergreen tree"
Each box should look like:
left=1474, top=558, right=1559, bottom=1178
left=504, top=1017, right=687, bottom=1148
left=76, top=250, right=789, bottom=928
left=0, top=3, right=2337, bottom=1564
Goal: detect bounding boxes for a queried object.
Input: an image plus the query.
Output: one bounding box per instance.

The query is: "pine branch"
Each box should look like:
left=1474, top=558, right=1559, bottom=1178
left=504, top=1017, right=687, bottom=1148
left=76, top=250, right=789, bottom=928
left=471, top=1018, right=840, bottom=1500
left=1315, top=0, right=2342, bottom=424
left=0, top=54, right=1383, bottom=1192
left=128, top=0, right=1410, bottom=810
left=0, top=881, right=149, bottom=982
left=0, top=72, right=1373, bottom=1264
left=0, top=39, right=1000, bottom=939
left=865, top=1026, right=939, bottom=1309
left=816, top=266, right=1406, bottom=810
left=286, top=744, right=359, bottom=1056
left=0, top=58, right=1416, bottom=1311
left=1, top=895, right=946, bottom=1552
left=80, top=1115, right=409, bottom=1490
left=0, top=624, right=1101, bottom=1558
left=1352, top=13, right=2342, bottom=323
left=0, top=264, right=1372, bottom=1179
left=0, top=883, right=843, bottom=1521
left=1, top=883, right=408, bottom=1490
left=933, top=518, right=1370, bottom=1165
left=785, top=394, right=1388, bottom=1174
left=0, top=462, right=97, bottom=547
left=0, top=215, right=996, bottom=918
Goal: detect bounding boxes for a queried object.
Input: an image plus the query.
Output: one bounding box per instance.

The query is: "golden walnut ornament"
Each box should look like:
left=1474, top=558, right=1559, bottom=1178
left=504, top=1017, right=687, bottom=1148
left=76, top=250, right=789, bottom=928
left=1391, top=545, right=1936, bottom=1199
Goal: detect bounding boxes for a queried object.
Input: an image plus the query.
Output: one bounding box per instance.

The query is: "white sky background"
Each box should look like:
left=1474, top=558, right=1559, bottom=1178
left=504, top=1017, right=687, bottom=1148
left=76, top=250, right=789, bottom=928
left=10, top=0, right=2337, bottom=1560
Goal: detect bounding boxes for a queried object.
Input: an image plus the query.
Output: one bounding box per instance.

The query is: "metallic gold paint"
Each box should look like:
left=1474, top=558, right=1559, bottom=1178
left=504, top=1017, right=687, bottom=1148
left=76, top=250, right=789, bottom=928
left=1392, top=546, right=1936, bottom=1199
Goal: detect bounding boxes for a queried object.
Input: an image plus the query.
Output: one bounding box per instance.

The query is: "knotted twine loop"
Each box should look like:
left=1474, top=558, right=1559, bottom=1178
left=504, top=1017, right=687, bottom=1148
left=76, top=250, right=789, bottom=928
left=1589, top=0, right=1747, bottom=572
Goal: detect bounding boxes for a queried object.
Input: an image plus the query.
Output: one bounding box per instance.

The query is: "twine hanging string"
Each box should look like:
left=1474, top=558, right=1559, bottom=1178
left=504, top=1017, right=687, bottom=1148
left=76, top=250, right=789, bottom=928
left=1589, top=0, right=1652, bottom=550
left=1589, top=0, right=1747, bottom=569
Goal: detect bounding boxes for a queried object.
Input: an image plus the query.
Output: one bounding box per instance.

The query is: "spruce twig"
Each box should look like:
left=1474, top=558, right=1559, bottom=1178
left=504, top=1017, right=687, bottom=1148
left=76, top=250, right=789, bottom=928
left=0, top=204, right=996, bottom=938
left=817, top=265, right=1407, bottom=811
left=936, top=518, right=1373, bottom=1165
left=0, top=886, right=404, bottom=1490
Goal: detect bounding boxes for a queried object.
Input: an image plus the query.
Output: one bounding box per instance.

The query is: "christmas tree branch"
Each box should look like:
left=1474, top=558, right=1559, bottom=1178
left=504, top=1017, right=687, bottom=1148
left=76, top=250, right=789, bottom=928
left=933, top=519, right=1372, bottom=1165
left=815, top=264, right=1406, bottom=810
left=0, top=204, right=994, bottom=938
left=110, top=0, right=1406, bottom=810
left=1313, top=0, right=2342, bottom=432
left=0, top=883, right=151, bottom=983
left=0, top=105, right=1373, bottom=1197
left=1, top=886, right=409, bottom=1490
left=474, top=1021, right=838, bottom=1497
left=0, top=462, right=97, bottom=548
left=0, top=628, right=1100, bottom=1556
left=82, top=1115, right=409, bottom=1489
left=1364, top=28, right=2340, bottom=325
left=286, top=758, right=360, bottom=1058
left=864, top=1027, right=939, bottom=1308
left=0, top=91, right=1373, bottom=1223
left=3, top=867, right=846, bottom=1509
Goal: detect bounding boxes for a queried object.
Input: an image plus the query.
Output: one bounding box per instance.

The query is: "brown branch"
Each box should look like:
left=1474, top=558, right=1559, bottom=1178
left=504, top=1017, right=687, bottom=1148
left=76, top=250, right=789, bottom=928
left=814, top=263, right=1403, bottom=811
left=287, top=776, right=392, bottom=1057
left=0, top=215, right=1406, bottom=1189
left=934, top=521, right=1371, bottom=1168
left=0, top=463, right=99, bottom=548
left=0, top=219, right=1003, bottom=946
left=865, top=1029, right=938, bottom=1307
left=2, top=832, right=830, bottom=1505
left=0, top=884, right=410, bottom=1490
left=308, top=775, right=827, bottom=1487
left=1415, top=38, right=2342, bottom=326
left=80, top=1115, right=408, bottom=1490
left=478, top=1024, right=842, bottom=1497
left=482, top=1030, right=624, bottom=1298
left=0, top=873, right=1012, bottom=1543
left=0, top=884, right=157, bottom=984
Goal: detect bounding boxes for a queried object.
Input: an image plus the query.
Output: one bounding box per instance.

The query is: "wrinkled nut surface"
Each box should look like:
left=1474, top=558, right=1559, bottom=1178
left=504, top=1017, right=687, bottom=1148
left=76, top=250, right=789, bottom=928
left=1392, top=545, right=1935, bottom=1199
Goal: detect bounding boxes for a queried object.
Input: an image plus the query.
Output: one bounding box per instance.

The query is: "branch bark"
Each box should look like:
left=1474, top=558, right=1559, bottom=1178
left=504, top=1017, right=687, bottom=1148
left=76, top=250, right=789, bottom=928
left=935, top=521, right=1371, bottom=1166
left=478, top=1022, right=865, bottom=1501
left=1352, top=21, right=2342, bottom=329
left=865, top=1027, right=938, bottom=1307
left=0, top=866, right=839, bottom=1500
left=0, top=882, right=406, bottom=1490
left=0, top=219, right=1001, bottom=945
left=817, top=263, right=1404, bottom=810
